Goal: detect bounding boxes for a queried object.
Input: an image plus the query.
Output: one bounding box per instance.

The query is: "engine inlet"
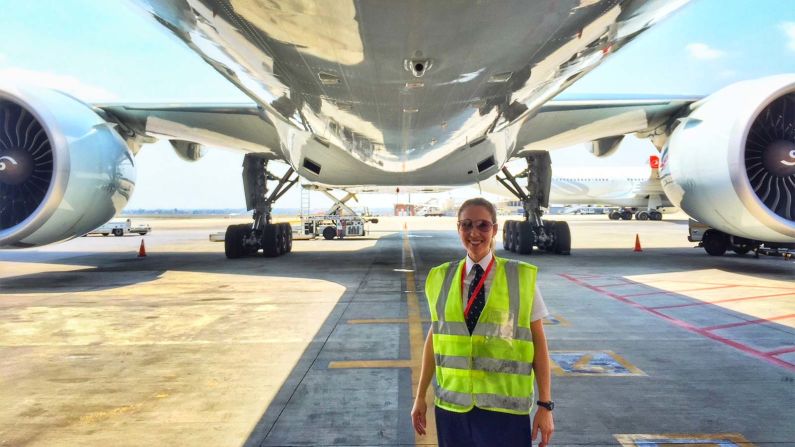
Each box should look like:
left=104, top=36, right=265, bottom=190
left=0, top=101, right=53, bottom=230
left=745, top=93, right=795, bottom=221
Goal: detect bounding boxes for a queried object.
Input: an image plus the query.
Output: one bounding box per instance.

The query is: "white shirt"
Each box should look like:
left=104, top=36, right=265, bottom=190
left=462, top=252, right=549, bottom=322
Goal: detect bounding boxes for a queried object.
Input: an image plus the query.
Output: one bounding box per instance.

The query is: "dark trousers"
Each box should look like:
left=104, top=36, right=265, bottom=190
left=435, top=405, right=532, bottom=447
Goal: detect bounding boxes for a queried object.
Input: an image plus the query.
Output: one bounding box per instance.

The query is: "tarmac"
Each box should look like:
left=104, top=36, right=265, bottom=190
left=0, top=214, right=793, bottom=446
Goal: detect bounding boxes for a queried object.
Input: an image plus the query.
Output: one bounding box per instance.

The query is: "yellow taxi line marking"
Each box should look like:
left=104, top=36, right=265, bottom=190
left=329, top=360, right=412, bottom=369
left=614, top=432, right=755, bottom=446
left=403, top=225, right=438, bottom=445
left=348, top=316, right=566, bottom=325
left=347, top=318, right=412, bottom=324
left=327, top=223, right=436, bottom=445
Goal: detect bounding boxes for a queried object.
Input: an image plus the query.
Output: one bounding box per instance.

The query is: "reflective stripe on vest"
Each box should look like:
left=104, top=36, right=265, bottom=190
left=428, top=257, right=537, bottom=415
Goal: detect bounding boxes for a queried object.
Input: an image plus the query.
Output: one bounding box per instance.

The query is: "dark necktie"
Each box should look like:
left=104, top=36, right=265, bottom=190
left=466, top=264, right=486, bottom=334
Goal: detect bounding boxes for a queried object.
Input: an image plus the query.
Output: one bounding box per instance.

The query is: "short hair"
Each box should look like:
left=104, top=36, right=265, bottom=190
left=457, top=197, right=497, bottom=223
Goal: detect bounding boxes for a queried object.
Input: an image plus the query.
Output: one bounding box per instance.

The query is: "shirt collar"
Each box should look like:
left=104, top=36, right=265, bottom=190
left=465, top=251, right=493, bottom=276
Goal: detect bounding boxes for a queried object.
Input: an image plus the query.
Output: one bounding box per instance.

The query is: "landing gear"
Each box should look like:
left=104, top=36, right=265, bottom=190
left=607, top=208, right=663, bottom=221
left=497, top=151, right=571, bottom=256
left=225, top=154, right=299, bottom=259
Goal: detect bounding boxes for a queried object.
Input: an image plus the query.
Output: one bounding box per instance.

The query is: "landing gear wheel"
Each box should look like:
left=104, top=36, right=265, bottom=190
left=620, top=211, right=633, bottom=220
left=262, top=224, right=280, bottom=257
left=608, top=211, right=621, bottom=220
left=511, top=221, right=520, bottom=252
left=283, top=223, right=293, bottom=253
left=276, top=224, right=288, bottom=255
left=322, top=226, right=336, bottom=240
left=552, top=221, right=571, bottom=255
left=649, top=211, right=663, bottom=221
left=504, top=221, right=516, bottom=252
left=225, top=224, right=248, bottom=259
left=543, top=221, right=556, bottom=253
left=702, top=229, right=728, bottom=256
left=502, top=221, right=512, bottom=251
left=636, top=211, right=650, bottom=221
left=516, top=221, right=534, bottom=255
left=113, top=228, right=124, bottom=236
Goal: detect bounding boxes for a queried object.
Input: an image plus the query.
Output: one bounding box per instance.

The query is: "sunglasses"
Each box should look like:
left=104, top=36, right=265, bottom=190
left=457, top=219, right=496, bottom=232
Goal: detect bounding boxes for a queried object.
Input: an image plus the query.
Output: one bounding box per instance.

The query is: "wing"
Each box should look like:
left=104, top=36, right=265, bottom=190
left=513, top=94, right=701, bottom=156
left=96, top=102, right=283, bottom=158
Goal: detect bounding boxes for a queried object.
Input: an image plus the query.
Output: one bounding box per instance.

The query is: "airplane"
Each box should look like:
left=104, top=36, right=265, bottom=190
left=1, top=0, right=794, bottom=258
left=485, top=154, right=677, bottom=222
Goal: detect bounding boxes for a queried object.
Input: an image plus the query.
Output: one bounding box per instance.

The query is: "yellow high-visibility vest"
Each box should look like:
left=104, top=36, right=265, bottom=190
left=425, top=256, right=537, bottom=415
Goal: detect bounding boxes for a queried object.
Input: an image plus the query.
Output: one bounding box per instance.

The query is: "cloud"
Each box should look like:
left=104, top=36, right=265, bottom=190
left=0, top=67, right=118, bottom=101
left=685, top=43, right=725, bottom=60
left=781, top=22, right=795, bottom=51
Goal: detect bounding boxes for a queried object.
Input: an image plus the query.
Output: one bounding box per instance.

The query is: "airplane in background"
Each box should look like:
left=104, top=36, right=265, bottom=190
left=485, top=154, right=677, bottom=222
left=1, top=0, right=793, bottom=258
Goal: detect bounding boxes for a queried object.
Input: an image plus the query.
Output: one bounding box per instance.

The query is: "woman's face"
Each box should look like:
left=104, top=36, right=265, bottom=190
left=458, top=205, right=498, bottom=262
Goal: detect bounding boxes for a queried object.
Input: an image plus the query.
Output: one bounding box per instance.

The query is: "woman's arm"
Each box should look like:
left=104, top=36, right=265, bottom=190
left=411, top=327, right=435, bottom=435
left=531, top=319, right=554, bottom=447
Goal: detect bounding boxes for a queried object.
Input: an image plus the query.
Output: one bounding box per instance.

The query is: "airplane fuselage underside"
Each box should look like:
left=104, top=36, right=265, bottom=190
left=133, top=0, right=686, bottom=186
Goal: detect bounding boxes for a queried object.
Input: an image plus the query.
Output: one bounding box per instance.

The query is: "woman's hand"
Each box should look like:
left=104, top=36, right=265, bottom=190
left=532, top=408, right=554, bottom=446
left=410, top=397, right=428, bottom=435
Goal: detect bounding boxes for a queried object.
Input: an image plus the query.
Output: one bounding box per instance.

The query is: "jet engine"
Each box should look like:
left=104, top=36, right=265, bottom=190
left=660, top=75, right=795, bottom=243
left=0, top=84, right=136, bottom=248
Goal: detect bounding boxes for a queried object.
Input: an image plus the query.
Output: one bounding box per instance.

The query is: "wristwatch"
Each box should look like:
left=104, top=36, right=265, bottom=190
left=536, top=400, right=555, bottom=411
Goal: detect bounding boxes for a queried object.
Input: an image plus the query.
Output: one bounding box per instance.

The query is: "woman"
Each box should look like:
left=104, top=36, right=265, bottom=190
left=411, top=197, right=554, bottom=447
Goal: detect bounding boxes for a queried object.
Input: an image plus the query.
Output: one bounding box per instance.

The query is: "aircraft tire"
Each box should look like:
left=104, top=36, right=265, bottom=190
left=502, top=221, right=512, bottom=251
left=225, top=224, right=247, bottom=259
left=516, top=221, right=534, bottom=255
left=637, top=211, right=649, bottom=221
left=608, top=211, right=621, bottom=220
left=650, top=211, right=663, bottom=221
left=275, top=226, right=286, bottom=256
left=620, top=211, right=633, bottom=220
left=511, top=221, right=520, bottom=252
left=702, top=230, right=728, bottom=256
left=283, top=223, right=293, bottom=253
left=553, top=221, right=571, bottom=255
left=322, top=226, right=336, bottom=240
left=113, top=228, right=124, bottom=236
left=542, top=221, right=556, bottom=253
left=262, top=224, right=280, bottom=257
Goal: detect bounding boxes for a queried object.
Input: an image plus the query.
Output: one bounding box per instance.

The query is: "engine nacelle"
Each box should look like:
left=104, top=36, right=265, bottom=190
left=0, top=84, right=136, bottom=248
left=660, top=75, right=795, bottom=243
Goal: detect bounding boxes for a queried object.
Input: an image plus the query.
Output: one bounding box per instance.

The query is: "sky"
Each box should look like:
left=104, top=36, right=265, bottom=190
left=1, top=0, right=794, bottom=210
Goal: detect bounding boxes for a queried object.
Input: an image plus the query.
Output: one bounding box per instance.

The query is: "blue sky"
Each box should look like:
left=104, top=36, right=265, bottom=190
left=1, top=0, right=794, bottom=209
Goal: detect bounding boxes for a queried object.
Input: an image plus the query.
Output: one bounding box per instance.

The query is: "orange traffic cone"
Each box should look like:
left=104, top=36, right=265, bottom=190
left=634, top=234, right=643, bottom=252
left=138, top=239, right=147, bottom=257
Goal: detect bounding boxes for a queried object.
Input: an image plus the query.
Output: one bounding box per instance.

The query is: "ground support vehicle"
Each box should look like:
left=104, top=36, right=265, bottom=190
left=688, top=219, right=794, bottom=258
left=295, top=184, right=379, bottom=240
left=606, top=207, right=663, bottom=221
left=87, top=219, right=150, bottom=236
left=294, top=214, right=377, bottom=240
